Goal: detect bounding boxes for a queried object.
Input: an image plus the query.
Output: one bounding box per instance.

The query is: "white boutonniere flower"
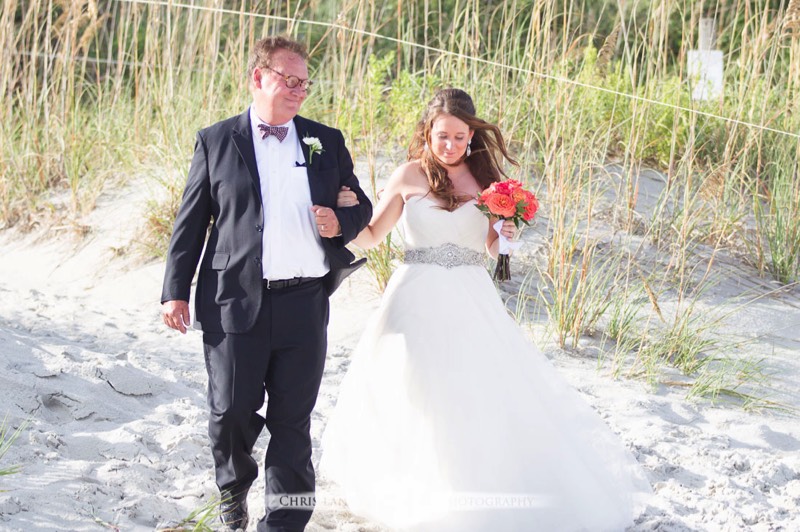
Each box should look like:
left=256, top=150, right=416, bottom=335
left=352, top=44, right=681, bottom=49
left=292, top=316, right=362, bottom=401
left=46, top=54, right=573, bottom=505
left=303, top=136, right=324, bottom=164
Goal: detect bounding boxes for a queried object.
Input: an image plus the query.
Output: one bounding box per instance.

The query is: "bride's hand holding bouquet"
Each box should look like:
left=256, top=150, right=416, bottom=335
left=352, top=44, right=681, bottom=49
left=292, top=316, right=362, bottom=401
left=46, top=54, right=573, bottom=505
left=476, top=179, right=538, bottom=281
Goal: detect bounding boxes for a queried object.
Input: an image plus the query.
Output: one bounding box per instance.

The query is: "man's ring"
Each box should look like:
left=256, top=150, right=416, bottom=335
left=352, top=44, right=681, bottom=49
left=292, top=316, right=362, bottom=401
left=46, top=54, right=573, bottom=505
left=321, top=224, right=326, bottom=230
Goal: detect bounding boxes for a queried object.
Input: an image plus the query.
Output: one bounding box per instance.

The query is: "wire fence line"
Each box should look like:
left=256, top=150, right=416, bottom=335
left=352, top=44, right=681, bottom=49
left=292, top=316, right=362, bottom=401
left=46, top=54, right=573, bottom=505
left=23, top=0, right=800, bottom=140
left=14, top=50, right=149, bottom=69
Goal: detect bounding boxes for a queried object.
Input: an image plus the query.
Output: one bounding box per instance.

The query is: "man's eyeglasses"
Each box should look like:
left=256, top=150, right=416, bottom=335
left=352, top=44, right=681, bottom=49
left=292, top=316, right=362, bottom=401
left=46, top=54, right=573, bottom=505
left=264, top=66, right=314, bottom=91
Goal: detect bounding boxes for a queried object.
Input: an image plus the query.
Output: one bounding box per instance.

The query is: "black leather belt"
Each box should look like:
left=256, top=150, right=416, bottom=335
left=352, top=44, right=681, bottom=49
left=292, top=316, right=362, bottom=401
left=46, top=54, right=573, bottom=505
left=263, top=277, right=320, bottom=290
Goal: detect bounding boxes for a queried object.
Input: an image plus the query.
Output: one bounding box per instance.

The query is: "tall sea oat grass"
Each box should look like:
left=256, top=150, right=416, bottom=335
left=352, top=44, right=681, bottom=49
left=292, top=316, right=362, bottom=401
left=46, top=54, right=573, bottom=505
left=753, top=141, right=800, bottom=284
left=3, top=0, right=798, bottom=401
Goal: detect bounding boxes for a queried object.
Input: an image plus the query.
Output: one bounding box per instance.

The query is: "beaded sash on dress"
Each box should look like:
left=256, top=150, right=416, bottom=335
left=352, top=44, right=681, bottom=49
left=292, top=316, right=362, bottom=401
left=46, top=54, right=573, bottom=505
left=403, top=242, right=485, bottom=268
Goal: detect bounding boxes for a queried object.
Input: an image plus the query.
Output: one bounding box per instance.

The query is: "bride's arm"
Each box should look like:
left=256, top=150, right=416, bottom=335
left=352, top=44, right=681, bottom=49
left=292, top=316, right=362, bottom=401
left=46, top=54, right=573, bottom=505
left=349, top=166, right=408, bottom=249
left=486, top=218, right=516, bottom=259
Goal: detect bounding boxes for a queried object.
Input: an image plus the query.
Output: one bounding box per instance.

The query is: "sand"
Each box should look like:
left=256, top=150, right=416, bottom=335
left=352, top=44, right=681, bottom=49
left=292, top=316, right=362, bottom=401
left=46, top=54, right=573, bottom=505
left=0, top=174, right=798, bottom=531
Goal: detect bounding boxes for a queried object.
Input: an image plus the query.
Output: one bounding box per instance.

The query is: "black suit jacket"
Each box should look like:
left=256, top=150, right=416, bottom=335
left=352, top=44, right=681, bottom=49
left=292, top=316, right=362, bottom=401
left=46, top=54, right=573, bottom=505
left=161, top=109, right=372, bottom=334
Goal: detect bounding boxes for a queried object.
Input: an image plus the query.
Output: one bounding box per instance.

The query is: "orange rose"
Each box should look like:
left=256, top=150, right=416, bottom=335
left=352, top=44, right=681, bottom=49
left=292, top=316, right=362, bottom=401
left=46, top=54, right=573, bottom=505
left=484, top=192, right=517, bottom=218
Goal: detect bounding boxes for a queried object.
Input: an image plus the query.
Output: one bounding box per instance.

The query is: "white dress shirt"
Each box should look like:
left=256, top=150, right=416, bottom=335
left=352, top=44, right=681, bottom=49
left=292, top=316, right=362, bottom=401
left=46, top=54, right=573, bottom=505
left=250, top=107, right=329, bottom=280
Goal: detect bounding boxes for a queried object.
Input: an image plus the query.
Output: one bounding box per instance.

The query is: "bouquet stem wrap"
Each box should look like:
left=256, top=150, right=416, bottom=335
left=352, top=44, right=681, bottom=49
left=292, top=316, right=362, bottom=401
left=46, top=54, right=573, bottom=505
left=492, top=219, right=522, bottom=282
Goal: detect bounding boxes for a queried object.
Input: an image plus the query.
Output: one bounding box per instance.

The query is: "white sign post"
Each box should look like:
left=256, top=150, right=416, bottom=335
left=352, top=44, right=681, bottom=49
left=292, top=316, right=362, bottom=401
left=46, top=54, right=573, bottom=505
left=688, top=18, right=724, bottom=101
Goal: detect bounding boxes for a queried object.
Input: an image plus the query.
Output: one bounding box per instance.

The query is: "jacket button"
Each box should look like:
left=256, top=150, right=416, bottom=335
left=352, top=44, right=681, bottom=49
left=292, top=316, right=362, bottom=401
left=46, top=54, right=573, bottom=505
left=256, top=225, right=263, bottom=232
left=253, top=257, right=261, bottom=264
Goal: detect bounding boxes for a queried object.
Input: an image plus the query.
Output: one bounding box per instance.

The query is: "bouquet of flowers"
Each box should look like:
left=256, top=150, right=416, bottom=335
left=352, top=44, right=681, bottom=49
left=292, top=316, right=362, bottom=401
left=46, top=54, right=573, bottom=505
left=476, top=179, right=539, bottom=281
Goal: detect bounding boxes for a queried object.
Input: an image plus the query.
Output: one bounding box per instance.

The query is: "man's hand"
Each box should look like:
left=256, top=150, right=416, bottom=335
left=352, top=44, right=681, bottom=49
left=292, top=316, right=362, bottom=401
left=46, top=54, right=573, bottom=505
left=311, top=205, right=342, bottom=238
left=163, top=300, right=191, bottom=334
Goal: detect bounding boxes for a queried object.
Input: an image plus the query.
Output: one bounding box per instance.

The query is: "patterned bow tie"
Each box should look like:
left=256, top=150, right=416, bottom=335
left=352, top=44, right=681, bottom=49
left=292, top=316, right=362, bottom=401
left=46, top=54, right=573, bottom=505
left=257, top=124, right=289, bottom=142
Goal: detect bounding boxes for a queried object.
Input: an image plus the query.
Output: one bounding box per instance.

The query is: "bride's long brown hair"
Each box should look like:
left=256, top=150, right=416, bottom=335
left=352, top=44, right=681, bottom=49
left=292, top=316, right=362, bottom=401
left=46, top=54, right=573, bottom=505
left=408, top=88, right=518, bottom=211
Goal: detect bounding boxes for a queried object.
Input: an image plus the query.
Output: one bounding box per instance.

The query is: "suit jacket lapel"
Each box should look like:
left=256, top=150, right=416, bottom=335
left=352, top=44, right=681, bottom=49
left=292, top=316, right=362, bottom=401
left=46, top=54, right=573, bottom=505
left=294, top=115, right=321, bottom=204
left=231, top=108, right=262, bottom=201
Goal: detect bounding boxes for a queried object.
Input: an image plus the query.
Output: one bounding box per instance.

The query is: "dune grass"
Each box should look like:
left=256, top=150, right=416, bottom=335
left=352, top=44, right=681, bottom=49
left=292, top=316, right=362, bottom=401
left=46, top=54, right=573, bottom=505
left=3, top=0, right=798, bottom=403
left=0, top=415, right=26, bottom=484
left=154, top=495, right=225, bottom=532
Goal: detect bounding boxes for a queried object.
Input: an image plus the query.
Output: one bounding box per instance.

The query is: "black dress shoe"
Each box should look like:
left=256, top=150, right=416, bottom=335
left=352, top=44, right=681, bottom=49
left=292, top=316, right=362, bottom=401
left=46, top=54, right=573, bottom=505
left=219, top=496, right=249, bottom=531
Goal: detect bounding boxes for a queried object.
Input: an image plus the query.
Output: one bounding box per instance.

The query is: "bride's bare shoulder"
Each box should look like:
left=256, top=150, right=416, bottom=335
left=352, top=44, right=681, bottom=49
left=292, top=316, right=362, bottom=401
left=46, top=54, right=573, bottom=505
left=389, top=160, right=422, bottom=180
left=388, top=161, right=428, bottom=197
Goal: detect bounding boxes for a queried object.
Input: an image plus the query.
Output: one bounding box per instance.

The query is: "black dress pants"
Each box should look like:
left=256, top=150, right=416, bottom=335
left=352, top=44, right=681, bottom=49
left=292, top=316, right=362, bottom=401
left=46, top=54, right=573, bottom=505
left=202, top=279, right=328, bottom=531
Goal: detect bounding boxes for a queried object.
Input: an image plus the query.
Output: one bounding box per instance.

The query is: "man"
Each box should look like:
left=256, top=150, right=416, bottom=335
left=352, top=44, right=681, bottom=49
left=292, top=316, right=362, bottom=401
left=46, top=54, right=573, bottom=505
left=161, top=36, right=372, bottom=532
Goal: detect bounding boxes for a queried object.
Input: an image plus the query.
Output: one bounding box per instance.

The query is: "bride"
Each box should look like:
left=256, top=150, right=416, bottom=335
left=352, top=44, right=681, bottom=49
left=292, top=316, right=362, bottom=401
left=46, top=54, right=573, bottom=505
left=321, top=88, right=651, bottom=531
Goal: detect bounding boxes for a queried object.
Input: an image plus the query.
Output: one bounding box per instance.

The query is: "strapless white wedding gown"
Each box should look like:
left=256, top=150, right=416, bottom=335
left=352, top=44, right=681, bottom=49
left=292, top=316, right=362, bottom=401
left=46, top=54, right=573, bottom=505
left=320, top=195, right=651, bottom=531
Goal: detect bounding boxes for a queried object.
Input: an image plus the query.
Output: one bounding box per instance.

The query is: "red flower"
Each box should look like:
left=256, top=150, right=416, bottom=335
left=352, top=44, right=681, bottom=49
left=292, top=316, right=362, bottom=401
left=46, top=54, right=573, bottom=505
left=494, top=180, right=520, bottom=195
left=476, top=180, right=538, bottom=223
left=522, top=192, right=539, bottom=221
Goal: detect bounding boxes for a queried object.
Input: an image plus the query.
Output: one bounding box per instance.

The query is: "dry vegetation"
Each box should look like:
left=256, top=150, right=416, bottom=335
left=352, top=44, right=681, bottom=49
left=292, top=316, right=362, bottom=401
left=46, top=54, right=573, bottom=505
left=2, top=0, right=799, bottom=406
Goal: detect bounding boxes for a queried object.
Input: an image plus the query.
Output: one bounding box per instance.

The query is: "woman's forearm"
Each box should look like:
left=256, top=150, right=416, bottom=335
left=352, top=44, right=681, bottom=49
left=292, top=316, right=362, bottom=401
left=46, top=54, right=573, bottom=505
left=351, top=225, right=381, bottom=249
left=487, top=236, right=500, bottom=260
